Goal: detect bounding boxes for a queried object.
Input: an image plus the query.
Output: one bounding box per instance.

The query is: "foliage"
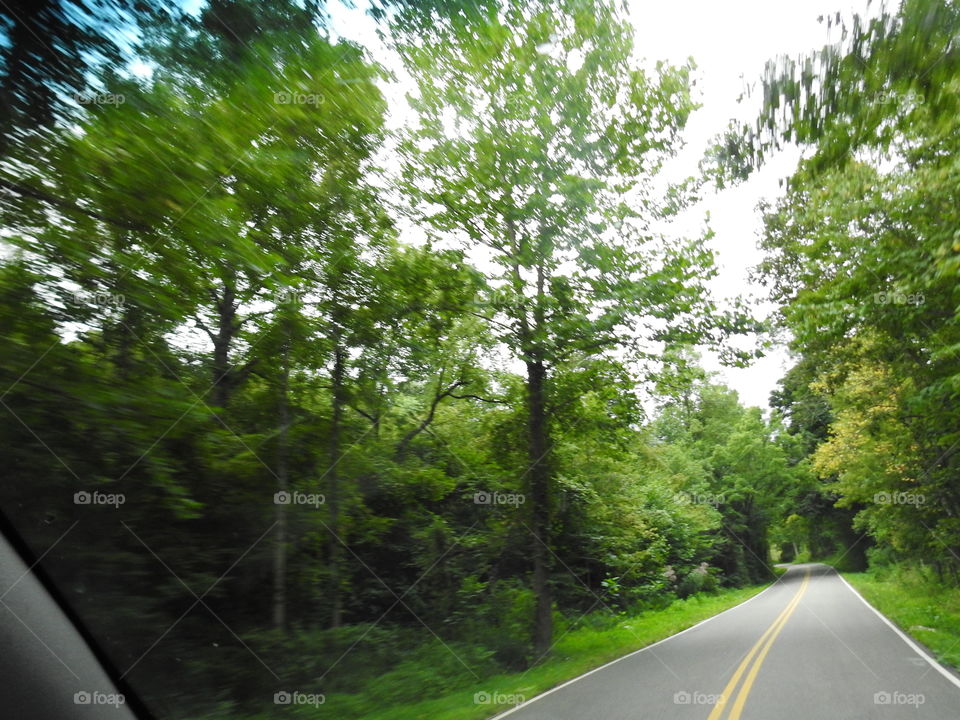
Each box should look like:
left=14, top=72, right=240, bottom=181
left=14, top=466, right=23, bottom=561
left=0, top=0, right=810, bottom=718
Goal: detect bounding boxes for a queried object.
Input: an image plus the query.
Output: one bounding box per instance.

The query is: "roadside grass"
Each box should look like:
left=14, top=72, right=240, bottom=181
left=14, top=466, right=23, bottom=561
left=332, top=585, right=766, bottom=720
left=815, top=549, right=866, bottom=573
left=777, top=548, right=865, bottom=572
left=841, top=563, right=960, bottom=670
left=228, top=583, right=768, bottom=720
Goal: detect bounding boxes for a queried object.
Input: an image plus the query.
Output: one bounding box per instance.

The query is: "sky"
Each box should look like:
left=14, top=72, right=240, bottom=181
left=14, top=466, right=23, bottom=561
left=628, top=0, right=870, bottom=410
left=0, top=0, right=883, bottom=413
left=323, top=0, right=878, bottom=411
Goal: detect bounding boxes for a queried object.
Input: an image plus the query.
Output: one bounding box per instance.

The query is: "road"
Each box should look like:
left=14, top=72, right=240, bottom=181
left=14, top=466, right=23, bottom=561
left=493, top=563, right=960, bottom=719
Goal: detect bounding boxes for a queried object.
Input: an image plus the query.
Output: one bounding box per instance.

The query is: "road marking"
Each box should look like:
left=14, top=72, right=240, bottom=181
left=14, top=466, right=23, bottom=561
left=489, top=564, right=959, bottom=720
left=834, top=569, right=960, bottom=691
left=490, top=572, right=794, bottom=719
left=707, top=568, right=811, bottom=720
left=727, top=570, right=810, bottom=718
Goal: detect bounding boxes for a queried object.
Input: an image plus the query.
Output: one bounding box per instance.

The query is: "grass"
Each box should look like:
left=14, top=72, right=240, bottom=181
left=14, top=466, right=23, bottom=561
left=190, top=583, right=772, bottom=720
left=334, top=584, right=767, bottom=720
left=840, top=563, right=960, bottom=670
left=815, top=548, right=867, bottom=573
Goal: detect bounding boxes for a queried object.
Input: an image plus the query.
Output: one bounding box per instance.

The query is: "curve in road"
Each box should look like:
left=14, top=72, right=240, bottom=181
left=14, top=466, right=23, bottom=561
left=493, top=563, right=960, bottom=719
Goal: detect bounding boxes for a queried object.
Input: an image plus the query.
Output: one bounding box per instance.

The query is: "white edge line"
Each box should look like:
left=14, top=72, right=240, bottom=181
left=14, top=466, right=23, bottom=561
left=833, top=569, right=960, bottom=691
left=489, top=567, right=802, bottom=719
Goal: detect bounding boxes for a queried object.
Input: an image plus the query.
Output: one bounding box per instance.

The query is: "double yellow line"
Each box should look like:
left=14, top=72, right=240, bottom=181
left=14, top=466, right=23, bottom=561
left=706, top=569, right=811, bottom=720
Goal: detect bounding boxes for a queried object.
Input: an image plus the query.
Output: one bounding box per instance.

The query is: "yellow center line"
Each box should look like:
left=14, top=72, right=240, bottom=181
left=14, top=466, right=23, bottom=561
left=727, top=570, right=810, bottom=718
left=706, top=569, right=812, bottom=720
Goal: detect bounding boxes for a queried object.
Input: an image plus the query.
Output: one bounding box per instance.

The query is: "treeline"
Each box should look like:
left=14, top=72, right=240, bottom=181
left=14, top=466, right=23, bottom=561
left=735, top=0, right=960, bottom=581
left=0, top=1, right=804, bottom=718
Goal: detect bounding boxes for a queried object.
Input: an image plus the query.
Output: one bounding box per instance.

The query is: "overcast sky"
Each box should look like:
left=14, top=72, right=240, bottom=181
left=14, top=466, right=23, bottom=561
left=630, top=0, right=873, bottom=410
left=326, top=0, right=874, bottom=410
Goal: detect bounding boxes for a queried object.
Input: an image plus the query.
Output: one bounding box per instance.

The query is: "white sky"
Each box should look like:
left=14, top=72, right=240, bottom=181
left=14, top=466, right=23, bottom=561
left=631, top=0, right=871, bottom=410
left=1, top=0, right=880, bottom=414
left=329, top=0, right=873, bottom=410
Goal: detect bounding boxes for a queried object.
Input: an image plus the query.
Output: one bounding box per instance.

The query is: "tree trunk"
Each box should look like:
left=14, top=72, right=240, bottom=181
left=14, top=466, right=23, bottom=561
left=272, top=330, right=290, bottom=631
left=526, top=356, right=552, bottom=658
left=327, top=339, right=346, bottom=628
left=212, top=281, right=236, bottom=408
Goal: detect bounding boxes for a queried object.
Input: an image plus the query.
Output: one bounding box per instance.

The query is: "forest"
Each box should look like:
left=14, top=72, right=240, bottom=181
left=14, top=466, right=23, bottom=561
left=1, top=0, right=958, bottom=718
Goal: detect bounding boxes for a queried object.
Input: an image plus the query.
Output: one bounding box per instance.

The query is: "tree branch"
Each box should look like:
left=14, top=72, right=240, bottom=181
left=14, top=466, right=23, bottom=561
left=349, top=403, right=379, bottom=426
left=191, top=314, right=217, bottom=343
left=0, top=178, right=152, bottom=233
left=396, top=379, right=468, bottom=455
left=448, top=392, right=510, bottom=404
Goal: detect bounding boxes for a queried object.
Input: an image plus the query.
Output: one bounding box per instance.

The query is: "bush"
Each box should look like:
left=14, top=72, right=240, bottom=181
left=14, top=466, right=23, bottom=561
left=866, top=544, right=899, bottom=571
left=676, top=563, right=719, bottom=599
left=452, top=578, right=534, bottom=669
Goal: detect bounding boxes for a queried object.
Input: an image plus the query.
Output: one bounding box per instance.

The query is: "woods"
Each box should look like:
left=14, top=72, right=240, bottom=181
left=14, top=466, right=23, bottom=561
left=2, top=0, right=959, bottom=718
left=721, top=0, right=960, bottom=581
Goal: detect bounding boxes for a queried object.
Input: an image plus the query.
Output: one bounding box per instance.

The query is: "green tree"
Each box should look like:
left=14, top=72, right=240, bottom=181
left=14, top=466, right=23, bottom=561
left=393, top=0, right=749, bottom=655
left=726, top=0, right=960, bottom=578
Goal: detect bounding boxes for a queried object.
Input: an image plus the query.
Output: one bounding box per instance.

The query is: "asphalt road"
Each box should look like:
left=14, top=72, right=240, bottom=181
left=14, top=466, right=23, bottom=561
left=493, top=564, right=960, bottom=719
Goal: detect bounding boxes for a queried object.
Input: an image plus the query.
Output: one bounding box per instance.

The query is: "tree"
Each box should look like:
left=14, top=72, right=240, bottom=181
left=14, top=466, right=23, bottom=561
left=394, top=0, right=753, bottom=655
left=726, top=0, right=960, bottom=578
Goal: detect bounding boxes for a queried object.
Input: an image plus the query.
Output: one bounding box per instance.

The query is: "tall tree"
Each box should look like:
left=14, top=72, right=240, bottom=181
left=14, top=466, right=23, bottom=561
left=723, top=0, right=960, bottom=576
left=394, top=0, right=751, bottom=655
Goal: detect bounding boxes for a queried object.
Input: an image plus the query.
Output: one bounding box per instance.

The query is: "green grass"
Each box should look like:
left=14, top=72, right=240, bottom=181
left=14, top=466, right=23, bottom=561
left=841, top=564, right=960, bottom=670
left=776, top=547, right=866, bottom=572
left=191, top=584, right=771, bottom=720
left=815, top=548, right=866, bottom=572
left=337, top=585, right=766, bottom=720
